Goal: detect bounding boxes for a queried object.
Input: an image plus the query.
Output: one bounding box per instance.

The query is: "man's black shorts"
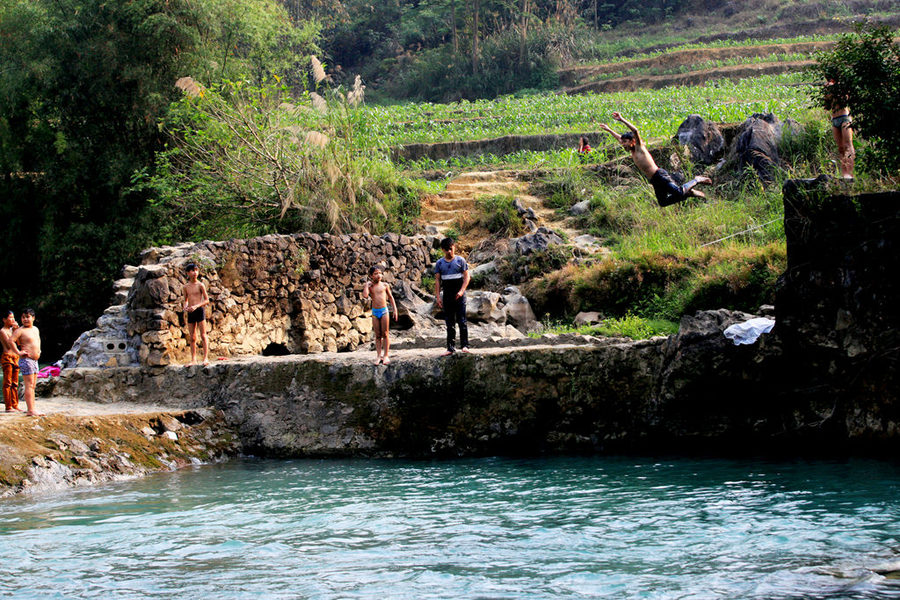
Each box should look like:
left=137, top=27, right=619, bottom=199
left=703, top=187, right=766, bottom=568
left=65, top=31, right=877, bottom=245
left=650, top=168, right=686, bottom=207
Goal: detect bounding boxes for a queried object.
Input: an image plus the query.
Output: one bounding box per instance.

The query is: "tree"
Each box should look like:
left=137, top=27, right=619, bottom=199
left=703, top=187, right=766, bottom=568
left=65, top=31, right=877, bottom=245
left=0, top=0, right=319, bottom=357
left=140, top=69, right=420, bottom=241
left=808, top=24, right=900, bottom=174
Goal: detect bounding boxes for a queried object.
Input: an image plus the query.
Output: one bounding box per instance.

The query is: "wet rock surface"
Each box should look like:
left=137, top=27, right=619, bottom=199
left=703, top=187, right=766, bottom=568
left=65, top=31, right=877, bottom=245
left=0, top=409, right=239, bottom=498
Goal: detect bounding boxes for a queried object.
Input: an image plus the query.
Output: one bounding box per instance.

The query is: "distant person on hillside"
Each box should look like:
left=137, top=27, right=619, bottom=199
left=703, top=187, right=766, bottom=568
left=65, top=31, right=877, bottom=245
left=11, top=308, right=42, bottom=416
left=825, top=78, right=855, bottom=179
left=600, top=112, right=711, bottom=206
left=577, top=136, right=592, bottom=153
left=182, top=263, right=210, bottom=366
left=0, top=310, right=21, bottom=412
left=434, top=237, right=470, bottom=356
left=577, top=136, right=593, bottom=163
left=362, top=265, right=397, bottom=365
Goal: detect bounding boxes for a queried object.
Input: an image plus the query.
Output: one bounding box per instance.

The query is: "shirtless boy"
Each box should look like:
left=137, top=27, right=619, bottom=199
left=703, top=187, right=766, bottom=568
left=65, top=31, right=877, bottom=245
left=11, top=308, right=41, bottom=416
left=600, top=112, right=711, bottom=206
left=0, top=310, right=21, bottom=412
left=362, top=265, right=397, bottom=365
left=183, top=263, right=210, bottom=365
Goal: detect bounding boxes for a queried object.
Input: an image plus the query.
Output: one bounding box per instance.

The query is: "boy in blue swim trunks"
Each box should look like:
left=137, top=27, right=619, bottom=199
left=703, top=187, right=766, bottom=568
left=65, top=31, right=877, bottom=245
left=11, top=308, right=43, bottom=416
left=363, top=265, right=397, bottom=365
left=600, top=112, right=711, bottom=206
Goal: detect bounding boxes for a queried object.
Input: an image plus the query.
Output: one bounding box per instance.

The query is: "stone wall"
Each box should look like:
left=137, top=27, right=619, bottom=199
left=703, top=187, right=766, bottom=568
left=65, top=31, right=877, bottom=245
left=127, top=233, right=433, bottom=366
left=774, top=178, right=900, bottom=426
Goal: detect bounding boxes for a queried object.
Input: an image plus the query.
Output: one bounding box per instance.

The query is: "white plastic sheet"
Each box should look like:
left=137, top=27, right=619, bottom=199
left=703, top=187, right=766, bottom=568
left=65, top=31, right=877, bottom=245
left=723, top=317, right=775, bottom=345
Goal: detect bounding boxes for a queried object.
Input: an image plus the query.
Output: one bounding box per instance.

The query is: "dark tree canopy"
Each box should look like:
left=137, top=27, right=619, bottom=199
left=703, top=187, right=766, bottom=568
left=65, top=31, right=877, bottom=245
left=0, top=0, right=318, bottom=358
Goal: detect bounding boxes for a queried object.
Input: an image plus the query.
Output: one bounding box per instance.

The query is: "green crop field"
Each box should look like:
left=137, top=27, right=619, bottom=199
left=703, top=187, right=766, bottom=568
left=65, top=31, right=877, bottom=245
left=359, top=71, right=819, bottom=173
left=360, top=72, right=815, bottom=148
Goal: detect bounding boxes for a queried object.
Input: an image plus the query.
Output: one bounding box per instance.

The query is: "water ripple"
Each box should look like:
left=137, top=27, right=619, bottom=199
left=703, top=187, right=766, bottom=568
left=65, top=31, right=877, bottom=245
left=3, top=456, right=900, bottom=599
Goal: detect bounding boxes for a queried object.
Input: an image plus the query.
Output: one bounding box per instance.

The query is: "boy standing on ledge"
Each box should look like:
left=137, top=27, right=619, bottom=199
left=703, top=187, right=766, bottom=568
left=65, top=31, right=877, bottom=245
left=600, top=111, right=711, bottom=206
left=11, top=308, right=42, bottom=416
left=363, top=265, right=398, bottom=365
left=434, top=237, right=470, bottom=356
left=183, top=263, right=210, bottom=366
left=0, top=310, right=21, bottom=412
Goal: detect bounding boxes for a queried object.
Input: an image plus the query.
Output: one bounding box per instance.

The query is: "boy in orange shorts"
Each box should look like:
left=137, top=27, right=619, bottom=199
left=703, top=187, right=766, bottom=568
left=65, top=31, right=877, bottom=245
left=0, top=310, right=21, bottom=412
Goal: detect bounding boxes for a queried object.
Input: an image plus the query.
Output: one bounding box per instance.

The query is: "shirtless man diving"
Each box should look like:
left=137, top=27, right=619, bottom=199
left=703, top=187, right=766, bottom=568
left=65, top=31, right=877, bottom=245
left=600, top=112, right=711, bottom=207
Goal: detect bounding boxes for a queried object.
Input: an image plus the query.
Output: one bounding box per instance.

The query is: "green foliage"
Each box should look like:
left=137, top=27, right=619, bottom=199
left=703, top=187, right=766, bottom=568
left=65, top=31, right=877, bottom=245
left=0, top=0, right=319, bottom=357
left=138, top=73, right=422, bottom=240
left=591, top=314, right=678, bottom=339
left=527, top=313, right=677, bottom=340
left=389, top=24, right=565, bottom=102
left=807, top=24, right=900, bottom=174
left=538, top=169, right=595, bottom=210
left=522, top=244, right=786, bottom=322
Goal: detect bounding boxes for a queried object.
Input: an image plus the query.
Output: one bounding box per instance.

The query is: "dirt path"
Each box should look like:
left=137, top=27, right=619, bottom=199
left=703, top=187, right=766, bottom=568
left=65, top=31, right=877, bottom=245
left=421, top=170, right=585, bottom=244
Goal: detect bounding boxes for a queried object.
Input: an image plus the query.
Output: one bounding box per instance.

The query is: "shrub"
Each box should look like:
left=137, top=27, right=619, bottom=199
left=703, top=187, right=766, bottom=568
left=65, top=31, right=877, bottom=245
left=471, top=195, right=525, bottom=237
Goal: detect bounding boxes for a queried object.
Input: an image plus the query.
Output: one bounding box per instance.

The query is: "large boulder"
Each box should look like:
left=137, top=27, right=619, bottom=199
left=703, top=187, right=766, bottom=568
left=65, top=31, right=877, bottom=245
left=724, top=113, right=802, bottom=184
left=501, top=286, right=537, bottom=331
left=676, top=115, right=725, bottom=165
left=465, top=291, right=506, bottom=323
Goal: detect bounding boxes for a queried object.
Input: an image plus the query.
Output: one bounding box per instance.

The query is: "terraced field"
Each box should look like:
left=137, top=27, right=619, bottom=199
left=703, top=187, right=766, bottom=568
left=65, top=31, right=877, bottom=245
left=559, top=40, right=835, bottom=89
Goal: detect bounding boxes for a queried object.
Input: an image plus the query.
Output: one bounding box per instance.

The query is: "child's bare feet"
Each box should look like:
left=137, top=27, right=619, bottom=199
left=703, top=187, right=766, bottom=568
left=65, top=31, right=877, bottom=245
left=382, top=356, right=391, bottom=364
left=440, top=349, right=455, bottom=357
left=25, top=411, right=44, bottom=417
left=375, top=357, right=383, bottom=365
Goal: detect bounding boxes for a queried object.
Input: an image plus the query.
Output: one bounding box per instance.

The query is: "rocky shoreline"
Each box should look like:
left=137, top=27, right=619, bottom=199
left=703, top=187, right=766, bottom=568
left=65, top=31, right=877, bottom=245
left=0, top=409, right=240, bottom=498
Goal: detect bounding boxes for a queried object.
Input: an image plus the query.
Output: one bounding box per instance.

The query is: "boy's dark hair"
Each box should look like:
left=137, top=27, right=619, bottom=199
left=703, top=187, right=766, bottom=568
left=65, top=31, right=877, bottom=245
left=440, top=237, right=455, bottom=251
left=620, top=131, right=635, bottom=141
left=3, top=309, right=13, bottom=318
left=21, top=308, right=35, bottom=317
left=369, top=265, right=383, bottom=275
left=185, top=262, right=198, bottom=272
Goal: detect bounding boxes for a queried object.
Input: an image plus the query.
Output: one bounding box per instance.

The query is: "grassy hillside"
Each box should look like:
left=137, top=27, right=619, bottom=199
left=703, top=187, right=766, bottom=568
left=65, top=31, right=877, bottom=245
left=357, top=15, right=899, bottom=334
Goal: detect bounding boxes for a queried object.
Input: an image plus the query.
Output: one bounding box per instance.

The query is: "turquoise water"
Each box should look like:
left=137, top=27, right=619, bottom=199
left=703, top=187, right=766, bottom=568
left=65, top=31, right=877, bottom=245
left=3, top=456, right=900, bottom=599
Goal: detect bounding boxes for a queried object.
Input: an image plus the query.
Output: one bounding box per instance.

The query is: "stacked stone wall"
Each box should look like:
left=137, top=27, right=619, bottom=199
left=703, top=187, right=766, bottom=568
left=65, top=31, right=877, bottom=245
left=127, top=232, right=433, bottom=366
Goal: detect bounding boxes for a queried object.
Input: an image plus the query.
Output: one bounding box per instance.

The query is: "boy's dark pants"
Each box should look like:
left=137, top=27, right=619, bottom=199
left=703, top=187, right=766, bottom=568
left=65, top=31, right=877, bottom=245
left=442, top=283, right=468, bottom=350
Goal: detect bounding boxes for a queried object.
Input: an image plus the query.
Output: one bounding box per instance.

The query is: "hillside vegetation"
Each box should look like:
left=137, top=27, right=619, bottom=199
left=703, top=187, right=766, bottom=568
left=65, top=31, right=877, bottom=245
left=1, top=0, right=898, bottom=357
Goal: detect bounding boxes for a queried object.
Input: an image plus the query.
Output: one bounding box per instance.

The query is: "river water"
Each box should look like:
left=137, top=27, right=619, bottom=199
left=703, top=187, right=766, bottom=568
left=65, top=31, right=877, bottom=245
left=3, top=456, right=900, bottom=599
